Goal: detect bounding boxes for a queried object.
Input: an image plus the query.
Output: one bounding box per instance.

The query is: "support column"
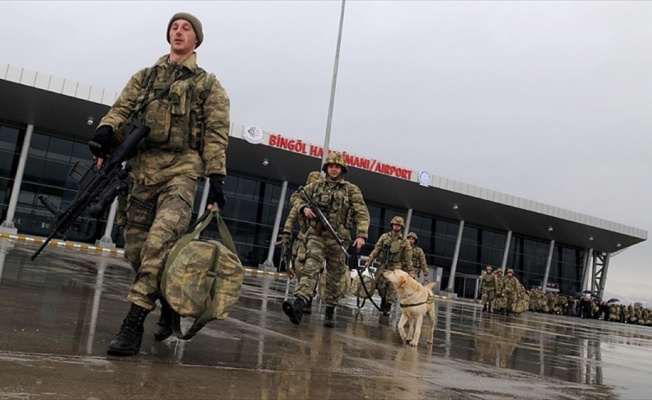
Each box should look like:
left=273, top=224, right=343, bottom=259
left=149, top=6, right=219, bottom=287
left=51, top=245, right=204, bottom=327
left=403, top=208, right=413, bottom=237
left=500, top=230, right=512, bottom=271
left=96, top=197, right=118, bottom=248
left=1, top=124, right=34, bottom=234
left=263, top=180, right=288, bottom=270
left=194, top=179, right=212, bottom=240
left=581, top=248, right=593, bottom=293
left=597, top=253, right=610, bottom=300
left=199, top=178, right=210, bottom=212
left=590, top=255, right=598, bottom=296
left=542, top=239, right=555, bottom=293
left=445, top=220, right=464, bottom=293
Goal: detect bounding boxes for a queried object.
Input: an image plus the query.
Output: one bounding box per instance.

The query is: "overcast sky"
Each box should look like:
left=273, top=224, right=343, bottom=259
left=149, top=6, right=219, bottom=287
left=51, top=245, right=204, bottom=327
left=2, top=1, right=650, bottom=301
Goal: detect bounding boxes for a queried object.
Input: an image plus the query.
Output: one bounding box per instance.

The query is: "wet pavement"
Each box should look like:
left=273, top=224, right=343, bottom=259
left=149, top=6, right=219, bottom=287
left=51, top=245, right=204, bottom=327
left=1, top=237, right=651, bottom=399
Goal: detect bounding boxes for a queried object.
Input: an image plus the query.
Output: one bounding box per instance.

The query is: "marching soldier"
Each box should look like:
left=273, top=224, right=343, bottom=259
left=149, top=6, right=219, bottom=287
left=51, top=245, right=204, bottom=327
left=406, top=232, right=429, bottom=283
left=491, top=268, right=506, bottom=314
left=275, top=171, right=323, bottom=313
left=282, top=152, right=370, bottom=328
left=365, top=216, right=413, bottom=316
left=479, top=265, right=498, bottom=312
left=90, top=12, right=230, bottom=356
left=502, top=269, right=522, bottom=316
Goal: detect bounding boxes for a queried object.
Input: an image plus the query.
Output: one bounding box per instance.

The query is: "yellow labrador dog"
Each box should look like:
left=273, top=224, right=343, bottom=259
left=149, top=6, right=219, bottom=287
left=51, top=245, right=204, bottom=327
left=383, top=269, right=436, bottom=346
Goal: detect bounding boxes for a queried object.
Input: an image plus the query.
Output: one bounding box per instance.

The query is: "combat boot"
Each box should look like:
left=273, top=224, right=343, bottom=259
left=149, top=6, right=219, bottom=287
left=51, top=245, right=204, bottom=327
left=382, top=300, right=392, bottom=316
left=324, top=306, right=336, bottom=328
left=153, top=298, right=174, bottom=341
left=107, top=303, right=150, bottom=356
left=380, top=297, right=388, bottom=315
left=303, top=298, right=313, bottom=315
left=282, top=297, right=306, bottom=325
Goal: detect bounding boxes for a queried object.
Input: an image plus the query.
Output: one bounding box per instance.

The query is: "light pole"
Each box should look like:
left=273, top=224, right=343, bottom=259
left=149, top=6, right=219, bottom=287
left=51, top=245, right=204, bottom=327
left=321, top=0, right=346, bottom=166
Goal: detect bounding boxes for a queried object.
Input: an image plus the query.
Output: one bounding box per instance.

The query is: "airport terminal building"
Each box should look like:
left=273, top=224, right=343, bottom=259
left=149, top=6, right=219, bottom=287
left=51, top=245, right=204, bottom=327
left=0, top=63, right=647, bottom=299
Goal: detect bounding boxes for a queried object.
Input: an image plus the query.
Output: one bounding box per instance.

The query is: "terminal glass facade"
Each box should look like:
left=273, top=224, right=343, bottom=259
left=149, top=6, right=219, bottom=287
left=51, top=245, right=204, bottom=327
left=0, top=121, right=585, bottom=296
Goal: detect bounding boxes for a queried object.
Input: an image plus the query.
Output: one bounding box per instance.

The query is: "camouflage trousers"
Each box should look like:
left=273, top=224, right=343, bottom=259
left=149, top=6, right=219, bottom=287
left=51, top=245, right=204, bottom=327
left=295, top=232, right=350, bottom=306
left=124, top=174, right=198, bottom=311
left=373, top=264, right=400, bottom=303
left=291, top=237, right=307, bottom=282
left=480, top=289, right=496, bottom=305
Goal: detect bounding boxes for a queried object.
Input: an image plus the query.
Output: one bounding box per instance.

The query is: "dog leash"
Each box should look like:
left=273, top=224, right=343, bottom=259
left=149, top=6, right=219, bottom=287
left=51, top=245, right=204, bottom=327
left=351, top=248, right=383, bottom=312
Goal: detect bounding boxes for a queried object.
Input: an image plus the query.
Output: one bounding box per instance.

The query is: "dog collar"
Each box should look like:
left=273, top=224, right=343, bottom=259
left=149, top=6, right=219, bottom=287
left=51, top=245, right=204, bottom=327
left=400, top=295, right=434, bottom=308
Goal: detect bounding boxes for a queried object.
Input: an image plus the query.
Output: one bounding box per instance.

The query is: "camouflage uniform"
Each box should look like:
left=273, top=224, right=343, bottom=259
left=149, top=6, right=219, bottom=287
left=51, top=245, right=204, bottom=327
left=502, top=269, right=521, bottom=315
left=99, top=52, right=230, bottom=311
left=366, top=216, right=413, bottom=315
left=479, top=266, right=498, bottom=312
left=407, top=232, right=429, bottom=282
left=491, top=269, right=507, bottom=313
left=96, top=13, right=230, bottom=356
left=277, top=171, right=323, bottom=283
left=283, top=152, right=370, bottom=327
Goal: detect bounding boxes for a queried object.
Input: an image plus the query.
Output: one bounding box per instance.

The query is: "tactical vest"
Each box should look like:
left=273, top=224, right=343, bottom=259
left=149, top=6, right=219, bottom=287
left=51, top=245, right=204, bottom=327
left=311, top=180, right=353, bottom=229
left=135, top=65, right=216, bottom=152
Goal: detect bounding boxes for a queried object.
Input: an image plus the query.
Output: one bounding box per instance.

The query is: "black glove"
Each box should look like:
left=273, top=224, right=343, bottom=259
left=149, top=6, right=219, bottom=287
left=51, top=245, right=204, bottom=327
left=207, top=174, right=226, bottom=209
left=89, top=126, right=114, bottom=159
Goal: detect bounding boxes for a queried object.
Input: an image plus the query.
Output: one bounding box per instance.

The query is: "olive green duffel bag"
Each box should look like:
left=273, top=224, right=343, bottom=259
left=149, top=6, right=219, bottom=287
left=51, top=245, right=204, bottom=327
left=162, top=207, right=244, bottom=340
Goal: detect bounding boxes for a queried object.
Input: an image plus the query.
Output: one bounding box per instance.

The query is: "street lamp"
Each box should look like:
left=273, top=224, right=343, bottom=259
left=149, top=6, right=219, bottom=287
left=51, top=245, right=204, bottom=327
left=321, top=0, right=346, bottom=167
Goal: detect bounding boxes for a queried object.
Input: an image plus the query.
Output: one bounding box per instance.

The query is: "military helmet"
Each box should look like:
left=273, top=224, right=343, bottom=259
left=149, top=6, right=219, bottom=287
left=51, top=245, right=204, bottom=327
left=406, top=232, right=419, bottom=242
left=506, top=268, right=514, bottom=274
left=485, top=265, right=493, bottom=271
left=322, top=152, right=348, bottom=174
left=495, top=268, right=503, bottom=274
left=390, top=216, right=405, bottom=228
left=306, top=171, right=322, bottom=185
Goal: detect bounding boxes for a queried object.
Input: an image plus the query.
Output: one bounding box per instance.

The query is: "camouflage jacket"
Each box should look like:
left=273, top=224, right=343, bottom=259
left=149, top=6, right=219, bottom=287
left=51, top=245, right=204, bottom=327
left=502, top=276, right=521, bottom=295
left=282, top=189, right=309, bottom=239
left=368, top=232, right=413, bottom=273
left=296, top=179, right=370, bottom=241
left=98, top=53, right=230, bottom=185
left=411, top=245, right=428, bottom=276
left=480, top=272, right=498, bottom=291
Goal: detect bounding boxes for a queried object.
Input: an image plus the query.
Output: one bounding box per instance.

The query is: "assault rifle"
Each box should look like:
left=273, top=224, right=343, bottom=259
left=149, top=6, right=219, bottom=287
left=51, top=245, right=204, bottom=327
left=297, top=185, right=349, bottom=257
left=31, top=120, right=150, bottom=260
left=279, top=237, right=294, bottom=279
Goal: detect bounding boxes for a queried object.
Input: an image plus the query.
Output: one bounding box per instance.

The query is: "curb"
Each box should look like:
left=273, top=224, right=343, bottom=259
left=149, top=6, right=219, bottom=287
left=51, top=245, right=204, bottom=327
left=0, top=232, right=288, bottom=280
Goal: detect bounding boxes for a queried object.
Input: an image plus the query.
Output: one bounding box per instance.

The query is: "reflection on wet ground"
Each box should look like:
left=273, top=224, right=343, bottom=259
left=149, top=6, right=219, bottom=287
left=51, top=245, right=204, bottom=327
left=1, top=238, right=651, bottom=399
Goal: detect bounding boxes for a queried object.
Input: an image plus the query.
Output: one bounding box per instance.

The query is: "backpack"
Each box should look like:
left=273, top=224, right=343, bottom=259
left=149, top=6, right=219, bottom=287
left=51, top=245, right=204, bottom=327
left=161, top=208, right=244, bottom=340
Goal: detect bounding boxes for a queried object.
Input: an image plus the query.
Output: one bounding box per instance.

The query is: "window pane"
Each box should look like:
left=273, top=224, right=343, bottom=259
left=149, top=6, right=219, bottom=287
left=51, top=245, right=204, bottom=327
left=29, top=133, right=49, bottom=158
left=0, top=151, right=16, bottom=176
left=47, top=136, right=72, bottom=162
left=0, top=125, right=20, bottom=152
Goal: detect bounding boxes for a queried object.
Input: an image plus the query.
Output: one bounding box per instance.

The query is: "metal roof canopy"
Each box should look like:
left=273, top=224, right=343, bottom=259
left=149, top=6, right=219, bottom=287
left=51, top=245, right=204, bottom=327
left=1, top=71, right=646, bottom=254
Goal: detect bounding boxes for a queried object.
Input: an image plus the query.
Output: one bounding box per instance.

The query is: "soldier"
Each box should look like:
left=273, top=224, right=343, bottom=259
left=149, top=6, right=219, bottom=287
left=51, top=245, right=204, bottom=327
left=364, top=216, right=413, bottom=316
left=491, top=268, right=506, bottom=314
left=89, top=13, right=230, bottom=356
left=406, top=232, right=429, bottom=283
left=479, top=265, right=498, bottom=313
left=502, top=269, right=522, bottom=316
left=282, top=152, right=370, bottom=328
left=275, top=171, right=323, bottom=314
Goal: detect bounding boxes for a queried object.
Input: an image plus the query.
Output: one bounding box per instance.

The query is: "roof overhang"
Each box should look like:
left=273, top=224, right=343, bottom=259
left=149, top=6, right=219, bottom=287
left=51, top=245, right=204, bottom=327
left=1, top=64, right=646, bottom=254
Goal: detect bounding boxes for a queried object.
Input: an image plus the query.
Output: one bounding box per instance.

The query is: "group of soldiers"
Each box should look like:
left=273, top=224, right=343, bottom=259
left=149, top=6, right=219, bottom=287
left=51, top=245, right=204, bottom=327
left=477, top=265, right=529, bottom=316
left=277, top=152, right=430, bottom=327
left=479, top=266, right=652, bottom=326
left=529, top=291, right=652, bottom=326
